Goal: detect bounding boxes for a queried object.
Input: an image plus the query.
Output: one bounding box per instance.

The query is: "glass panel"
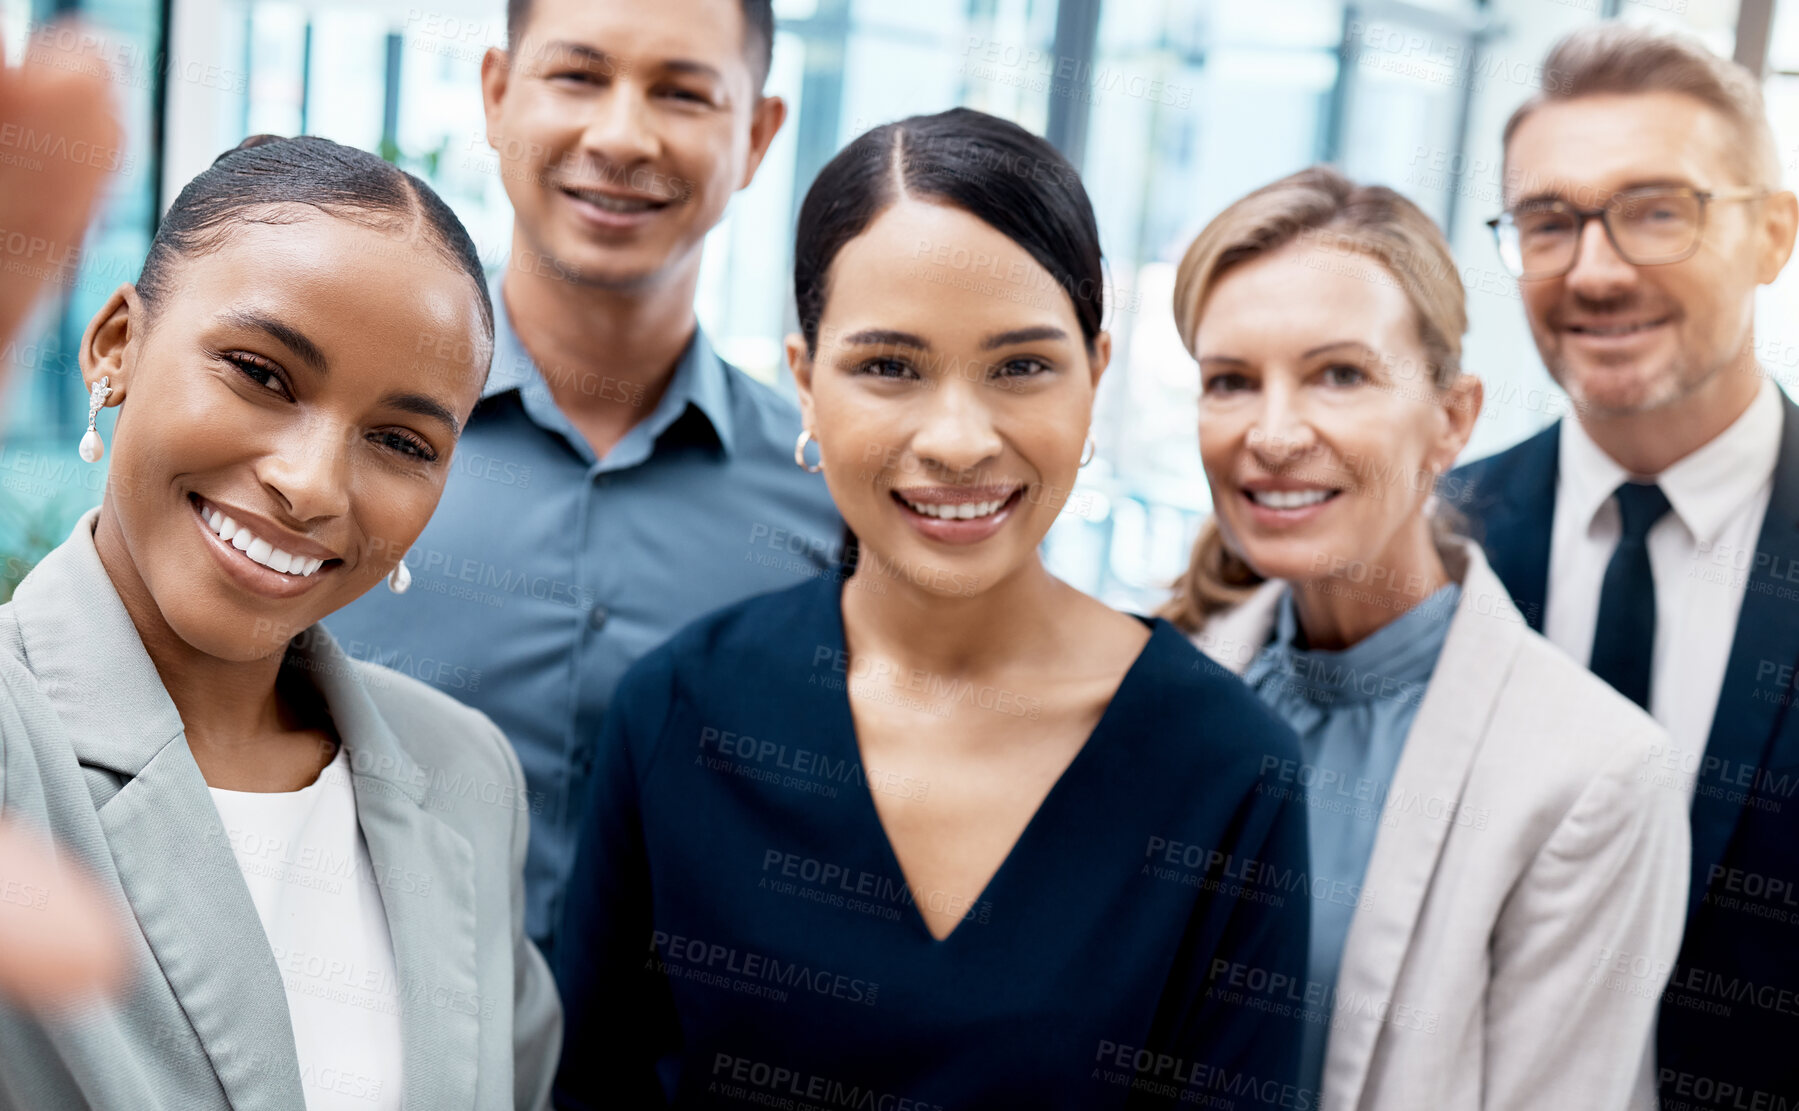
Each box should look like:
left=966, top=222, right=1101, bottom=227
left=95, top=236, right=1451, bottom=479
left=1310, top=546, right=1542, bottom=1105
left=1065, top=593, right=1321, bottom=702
left=304, top=10, right=387, bottom=152
left=1754, top=41, right=1799, bottom=405
left=706, top=0, right=1060, bottom=383
left=244, top=1, right=305, bottom=136
left=697, top=27, right=808, bottom=381
left=1337, top=14, right=1475, bottom=228
left=1770, top=0, right=1799, bottom=72
left=25, top=0, right=1766, bottom=611
left=1616, top=0, right=1740, bottom=56
left=1046, top=0, right=1354, bottom=611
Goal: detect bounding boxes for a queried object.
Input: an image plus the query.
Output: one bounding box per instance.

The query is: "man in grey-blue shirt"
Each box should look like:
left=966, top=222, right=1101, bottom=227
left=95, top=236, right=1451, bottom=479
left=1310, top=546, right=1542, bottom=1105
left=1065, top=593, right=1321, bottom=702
left=325, top=0, right=840, bottom=954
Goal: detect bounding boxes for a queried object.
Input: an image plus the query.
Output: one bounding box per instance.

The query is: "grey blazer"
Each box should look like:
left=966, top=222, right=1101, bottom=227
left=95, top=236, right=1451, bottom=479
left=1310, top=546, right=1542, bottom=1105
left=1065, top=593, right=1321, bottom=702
left=0, top=509, right=560, bottom=1111
left=1197, top=539, right=1689, bottom=1111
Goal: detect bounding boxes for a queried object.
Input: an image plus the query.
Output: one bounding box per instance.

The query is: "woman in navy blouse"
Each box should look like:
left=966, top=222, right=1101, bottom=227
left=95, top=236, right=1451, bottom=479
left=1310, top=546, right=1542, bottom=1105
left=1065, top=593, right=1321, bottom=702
left=553, top=108, right=1310, bottom=1110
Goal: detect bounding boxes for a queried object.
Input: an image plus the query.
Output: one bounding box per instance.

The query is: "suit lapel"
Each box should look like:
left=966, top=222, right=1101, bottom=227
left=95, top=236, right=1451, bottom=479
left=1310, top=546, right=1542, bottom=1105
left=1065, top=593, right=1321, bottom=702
left=98, top=744, right=308, bottom=1110
left=1197, top=545, right=1521, bottom=1109
left=1688, top=393, right=1799, bottom=923
left=13, top=510, right=486, bottom=1111
left=12, top=510, right=305, bottom=1111
left=1325, top=543, right=1521, bottom=1111
left=1458, top=425, right=1558, bottom=633
left=1192, top=579, right=1284, bottom=675
left=304, top=629, right=482, bottom=1111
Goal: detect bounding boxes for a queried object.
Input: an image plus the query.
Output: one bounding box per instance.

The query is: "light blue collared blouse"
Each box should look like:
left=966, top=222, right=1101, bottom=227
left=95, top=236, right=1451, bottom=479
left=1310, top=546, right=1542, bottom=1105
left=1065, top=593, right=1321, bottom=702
left=1243, top=581, right=1460, bottom=1103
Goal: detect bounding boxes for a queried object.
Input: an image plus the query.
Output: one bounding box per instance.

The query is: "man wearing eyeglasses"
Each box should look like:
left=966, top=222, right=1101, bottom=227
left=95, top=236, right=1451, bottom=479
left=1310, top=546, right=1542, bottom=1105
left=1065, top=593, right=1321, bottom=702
left=1450, top=23, right=1799, bottom=1110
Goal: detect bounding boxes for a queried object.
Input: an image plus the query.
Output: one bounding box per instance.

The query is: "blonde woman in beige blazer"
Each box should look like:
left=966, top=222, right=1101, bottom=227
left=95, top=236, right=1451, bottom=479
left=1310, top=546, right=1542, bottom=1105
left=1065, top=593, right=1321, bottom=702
left=1163, top=167, right=1690, bottom=1111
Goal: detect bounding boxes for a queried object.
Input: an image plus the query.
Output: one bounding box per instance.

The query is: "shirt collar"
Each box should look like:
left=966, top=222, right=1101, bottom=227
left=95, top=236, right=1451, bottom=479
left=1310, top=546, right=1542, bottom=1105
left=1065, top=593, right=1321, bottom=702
left=1246, top=581, right=1462, bottom=708
left=480, top=275, right=737, bottom=460
left=1558, top=374, right=1781, bottom=547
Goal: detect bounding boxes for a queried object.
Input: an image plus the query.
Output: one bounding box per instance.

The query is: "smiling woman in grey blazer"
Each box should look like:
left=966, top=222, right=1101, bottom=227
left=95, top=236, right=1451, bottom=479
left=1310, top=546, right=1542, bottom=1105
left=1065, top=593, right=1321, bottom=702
left=0, top=136, right=558, bottom=1110
left=1162, top=167, right=1689, bottom=1111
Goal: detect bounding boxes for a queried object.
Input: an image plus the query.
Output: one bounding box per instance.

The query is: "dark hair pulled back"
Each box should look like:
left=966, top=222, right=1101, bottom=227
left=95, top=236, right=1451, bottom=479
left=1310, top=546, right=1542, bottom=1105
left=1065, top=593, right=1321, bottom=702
left=792, top=107, right=1104, bottom=357
left=136, top=134, right=492, bottom=339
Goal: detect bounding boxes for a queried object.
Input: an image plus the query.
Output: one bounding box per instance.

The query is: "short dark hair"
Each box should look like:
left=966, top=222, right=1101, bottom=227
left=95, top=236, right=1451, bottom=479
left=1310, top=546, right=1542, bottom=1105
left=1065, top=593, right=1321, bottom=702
left=505, top=0, right=775, bottom=92
left=793, top=107, right=1104, bottom=355
left=137, top=135, right=493, bottom=341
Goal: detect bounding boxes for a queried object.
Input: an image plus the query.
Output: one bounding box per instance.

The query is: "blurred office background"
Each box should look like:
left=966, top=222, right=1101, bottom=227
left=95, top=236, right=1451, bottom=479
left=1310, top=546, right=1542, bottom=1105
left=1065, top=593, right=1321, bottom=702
left=1, top=0, right=1792, bottom=608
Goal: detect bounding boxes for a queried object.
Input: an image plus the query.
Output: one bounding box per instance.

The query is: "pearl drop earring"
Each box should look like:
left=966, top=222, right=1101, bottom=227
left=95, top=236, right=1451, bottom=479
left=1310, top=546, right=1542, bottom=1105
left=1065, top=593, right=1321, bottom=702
left=78, top=376, right=113, bottom=463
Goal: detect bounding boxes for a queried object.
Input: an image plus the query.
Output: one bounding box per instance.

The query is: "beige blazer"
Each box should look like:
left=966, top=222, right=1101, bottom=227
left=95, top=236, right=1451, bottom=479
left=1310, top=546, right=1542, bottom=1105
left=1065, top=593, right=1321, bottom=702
left=1196, top=539, right=1688, bottom=1111
left=0, top=509, right=560, bottom=1110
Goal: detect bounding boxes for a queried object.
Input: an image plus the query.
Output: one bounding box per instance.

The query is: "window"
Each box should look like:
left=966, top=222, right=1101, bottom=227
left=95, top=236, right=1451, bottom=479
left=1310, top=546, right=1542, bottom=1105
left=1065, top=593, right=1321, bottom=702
left=2, top=0, right=1762, bottom=606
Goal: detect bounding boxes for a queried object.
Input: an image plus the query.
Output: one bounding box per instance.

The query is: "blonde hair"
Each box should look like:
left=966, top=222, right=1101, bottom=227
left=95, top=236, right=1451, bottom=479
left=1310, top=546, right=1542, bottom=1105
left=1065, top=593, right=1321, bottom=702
left=1159, top=165, right=1467, bottom=634
left=1505, top=22, right=1779, bottom=191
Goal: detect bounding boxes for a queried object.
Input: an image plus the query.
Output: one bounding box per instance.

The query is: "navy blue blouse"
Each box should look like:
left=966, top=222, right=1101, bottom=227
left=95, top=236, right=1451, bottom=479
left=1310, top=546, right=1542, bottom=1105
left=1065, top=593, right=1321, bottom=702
left=554, top=574, right=1311, bottom=1110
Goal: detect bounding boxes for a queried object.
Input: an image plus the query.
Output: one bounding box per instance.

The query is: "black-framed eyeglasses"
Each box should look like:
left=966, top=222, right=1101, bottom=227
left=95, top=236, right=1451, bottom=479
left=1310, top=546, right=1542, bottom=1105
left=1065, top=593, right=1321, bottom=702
left=1486, top=185, right=1768, bottom=280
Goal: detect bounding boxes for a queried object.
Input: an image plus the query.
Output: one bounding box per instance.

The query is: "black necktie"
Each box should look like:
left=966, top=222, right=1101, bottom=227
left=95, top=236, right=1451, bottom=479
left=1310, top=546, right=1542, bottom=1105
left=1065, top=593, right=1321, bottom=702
left=1589, top=481, right=1672, bottom=709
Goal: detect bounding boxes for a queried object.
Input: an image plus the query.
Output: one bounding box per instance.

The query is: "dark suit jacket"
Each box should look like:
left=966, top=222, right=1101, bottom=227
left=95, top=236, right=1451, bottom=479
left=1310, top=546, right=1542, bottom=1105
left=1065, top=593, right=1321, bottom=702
left=1449, top=398, right=1799, bottom=1110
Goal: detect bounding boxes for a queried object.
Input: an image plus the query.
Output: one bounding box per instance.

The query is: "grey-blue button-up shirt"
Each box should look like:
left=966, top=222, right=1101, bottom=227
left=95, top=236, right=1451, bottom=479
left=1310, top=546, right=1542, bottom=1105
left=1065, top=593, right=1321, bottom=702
left=324, top=285, right=843, bottom=953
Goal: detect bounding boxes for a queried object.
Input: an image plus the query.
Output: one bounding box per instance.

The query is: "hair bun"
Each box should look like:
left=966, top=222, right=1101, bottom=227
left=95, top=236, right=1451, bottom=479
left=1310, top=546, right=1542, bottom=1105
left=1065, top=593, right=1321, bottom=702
left=210, top=134, right=285, bottom=166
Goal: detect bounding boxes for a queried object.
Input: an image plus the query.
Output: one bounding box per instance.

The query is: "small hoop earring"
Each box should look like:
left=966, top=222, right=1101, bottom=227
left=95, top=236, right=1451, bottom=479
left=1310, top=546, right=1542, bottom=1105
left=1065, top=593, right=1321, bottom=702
left=78, top=375, right=113, bottom=463
left=387, top=559, right=412, bottom=595
left=1078, top=434, right=1096, bottom=468
left=794, top=429, right=823, bottom=474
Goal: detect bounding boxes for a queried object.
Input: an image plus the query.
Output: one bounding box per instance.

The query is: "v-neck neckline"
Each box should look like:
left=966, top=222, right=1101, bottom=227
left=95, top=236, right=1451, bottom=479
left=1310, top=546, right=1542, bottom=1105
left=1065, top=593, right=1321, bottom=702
left=818, top=577, right=1163, bottom=945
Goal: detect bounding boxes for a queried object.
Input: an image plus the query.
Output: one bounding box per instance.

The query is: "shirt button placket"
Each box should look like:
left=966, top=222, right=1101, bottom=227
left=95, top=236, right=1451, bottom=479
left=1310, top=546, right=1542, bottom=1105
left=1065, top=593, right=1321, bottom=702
left=586, top=465, right=610, bottom=635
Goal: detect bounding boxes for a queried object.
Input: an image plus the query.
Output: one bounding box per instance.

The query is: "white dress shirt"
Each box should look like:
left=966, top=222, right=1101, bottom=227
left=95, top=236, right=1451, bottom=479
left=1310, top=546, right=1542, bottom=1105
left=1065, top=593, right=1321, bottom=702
left=209, top=746, right=405, bottom=1111
left=1545, top=375, right=1782, bottom=797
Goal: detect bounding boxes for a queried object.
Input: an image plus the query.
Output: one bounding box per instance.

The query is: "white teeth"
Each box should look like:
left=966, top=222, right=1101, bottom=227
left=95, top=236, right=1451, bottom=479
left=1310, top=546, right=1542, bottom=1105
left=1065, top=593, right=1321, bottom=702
left=199, top=501, right=327, bottom=577
left=900, top=495, right=1010, bottom=520
left=1250, top=488, right=1335, bottom=510
left=567, top=188, right=657, bottom=213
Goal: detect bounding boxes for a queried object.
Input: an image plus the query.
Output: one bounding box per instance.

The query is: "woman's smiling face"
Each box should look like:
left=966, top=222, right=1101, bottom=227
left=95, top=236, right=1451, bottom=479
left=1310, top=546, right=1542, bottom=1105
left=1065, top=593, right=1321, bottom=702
left=790, top=198, right=1108, bottom=597
left=1194, top=240, right=1473, bottom=587
left=83, top=211, right=491, bottom=662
